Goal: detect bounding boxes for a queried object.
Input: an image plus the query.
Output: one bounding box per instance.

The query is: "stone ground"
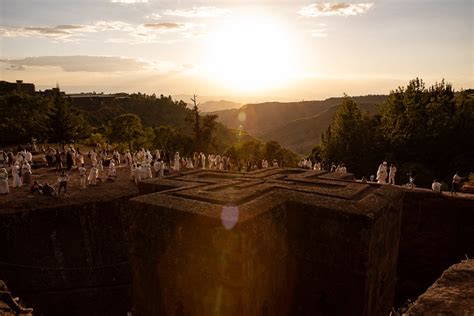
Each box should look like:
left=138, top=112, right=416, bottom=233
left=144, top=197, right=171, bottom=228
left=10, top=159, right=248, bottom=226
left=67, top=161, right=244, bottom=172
left=0, top=164, right=139, bottom=214
left=406, top=259, right=474, bottom=315
left=1, top=165, right=473, bottom=214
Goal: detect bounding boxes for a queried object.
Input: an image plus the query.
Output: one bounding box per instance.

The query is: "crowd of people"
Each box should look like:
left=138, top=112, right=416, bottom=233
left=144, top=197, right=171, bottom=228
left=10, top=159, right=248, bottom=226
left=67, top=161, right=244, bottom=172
left=0, top=143, right=470, bottom=197
left=0, top=144, right=288, bottom=196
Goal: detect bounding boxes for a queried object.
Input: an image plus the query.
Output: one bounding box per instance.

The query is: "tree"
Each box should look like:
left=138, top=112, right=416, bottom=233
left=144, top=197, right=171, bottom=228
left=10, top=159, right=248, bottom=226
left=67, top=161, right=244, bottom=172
left=109, top=113, right=144, bottom=150
left=48, top=93, right=89, bottom=143
left=189, top=94, right=201, bottom=149
left=0, top=92, right=51, bottom=144
left=319, top=96, right=375, bottom=176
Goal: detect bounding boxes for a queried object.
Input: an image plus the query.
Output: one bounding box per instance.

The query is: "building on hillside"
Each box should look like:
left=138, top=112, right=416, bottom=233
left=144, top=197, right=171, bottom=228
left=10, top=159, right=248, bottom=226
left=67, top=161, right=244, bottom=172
left=0, top=80, right=35, bottom=95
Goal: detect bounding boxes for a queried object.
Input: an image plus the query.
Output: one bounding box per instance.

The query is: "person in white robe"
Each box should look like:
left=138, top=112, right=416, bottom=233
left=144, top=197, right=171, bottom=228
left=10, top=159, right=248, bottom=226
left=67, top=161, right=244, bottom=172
left=108, top=160, right=117, bottom=179
left=77, top=150, right=85, bottom=166
left=153, top=160, right=161, bottom=177
left=25, top=151, right=33, bottom=164
left=134, top=164, right=142, bottom=184
left=139, top=164, right=147, bottom=180
left=124, top=150, right=132, bottom=166
left=187, top=158, right=194, bottom=169
left=174, top=152, right=180, bottom=172
left=88, top=165, right=98, bottom=185
left=90, top=150, right=98, bottom=166
left=160, top=162, right=165, bottom=177
left=22, top=162, right=32, bottom=186
left=78, top=164, right=87, bottom=189
left=12, top=163, right=22, bottom=187
left=146, top=163, right=153, bottom=179
left=0, top=168, right=9, bottom=194
left=376, top=162, right=388, bottom=184
left=200, top=153, right=205, bottom=169
left=272, top=159, right=279, bottom=168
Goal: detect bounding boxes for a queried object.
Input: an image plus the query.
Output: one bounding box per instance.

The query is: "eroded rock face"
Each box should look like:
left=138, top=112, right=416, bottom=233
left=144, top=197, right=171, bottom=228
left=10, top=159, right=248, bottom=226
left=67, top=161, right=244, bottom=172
left=130, top=168, right=404, bottom=316
left=406, top=259, right=474, bottom=315
left=396, top=190, right=474, bottom=305
left=0, top=197, right=135, bottom=316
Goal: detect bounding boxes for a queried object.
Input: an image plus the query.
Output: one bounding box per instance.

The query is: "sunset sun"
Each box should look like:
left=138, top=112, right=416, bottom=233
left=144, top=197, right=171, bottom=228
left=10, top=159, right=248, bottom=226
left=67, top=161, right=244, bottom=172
left=206, top=15, right=296, bottom=92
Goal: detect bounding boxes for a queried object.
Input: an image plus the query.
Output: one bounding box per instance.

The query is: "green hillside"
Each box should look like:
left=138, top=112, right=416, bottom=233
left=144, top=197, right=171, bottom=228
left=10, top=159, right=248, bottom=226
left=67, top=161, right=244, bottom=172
left=211, top=95, right=387, bottom=154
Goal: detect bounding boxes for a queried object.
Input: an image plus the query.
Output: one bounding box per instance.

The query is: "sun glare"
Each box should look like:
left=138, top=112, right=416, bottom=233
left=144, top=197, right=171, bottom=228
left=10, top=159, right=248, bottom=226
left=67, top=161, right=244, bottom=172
left=206, top=15, right=296, bottom=92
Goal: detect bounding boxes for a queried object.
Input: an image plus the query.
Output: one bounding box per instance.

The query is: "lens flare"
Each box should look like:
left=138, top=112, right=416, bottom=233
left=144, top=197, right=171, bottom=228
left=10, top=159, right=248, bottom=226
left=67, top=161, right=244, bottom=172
left=221, top=206, right=239, bottom=230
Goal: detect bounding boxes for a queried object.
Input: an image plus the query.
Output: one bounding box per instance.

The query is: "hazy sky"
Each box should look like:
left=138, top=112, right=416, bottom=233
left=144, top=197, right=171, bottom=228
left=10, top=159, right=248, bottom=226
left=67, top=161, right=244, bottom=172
left=0, top=0, right=472, bottom=102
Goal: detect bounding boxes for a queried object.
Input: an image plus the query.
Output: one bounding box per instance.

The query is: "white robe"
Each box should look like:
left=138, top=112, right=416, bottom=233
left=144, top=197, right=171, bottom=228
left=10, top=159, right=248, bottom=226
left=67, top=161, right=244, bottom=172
left=174, top=154, right=180, bottom=171
left=12, top=165, right=22, bottom=187
left=88, top=167, right=98, bottom=184
left=377, top=164, right=388, bottom=183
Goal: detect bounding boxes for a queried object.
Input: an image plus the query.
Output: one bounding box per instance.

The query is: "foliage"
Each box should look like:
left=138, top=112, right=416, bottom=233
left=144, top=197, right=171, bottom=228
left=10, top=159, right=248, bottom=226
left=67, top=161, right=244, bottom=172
left=0, top=92, right=51, bottom=144
left=48, top=94, right=90, bottom=143
left=225, top=139, right=299, bottom=167
left=315, top=78, right=474, bottom=187
left=318, top=96, right=377, bottom=176
left=108, top=113, right=145, bottom=150
left=153, top=125, right=193, bottom=156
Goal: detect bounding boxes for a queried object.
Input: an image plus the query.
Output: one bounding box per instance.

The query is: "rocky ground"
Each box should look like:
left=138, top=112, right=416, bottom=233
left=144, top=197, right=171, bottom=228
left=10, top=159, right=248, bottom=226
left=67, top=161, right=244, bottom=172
left=406, top=259, right=474, bottom=315
left=0, top=163, right=139, bottom=214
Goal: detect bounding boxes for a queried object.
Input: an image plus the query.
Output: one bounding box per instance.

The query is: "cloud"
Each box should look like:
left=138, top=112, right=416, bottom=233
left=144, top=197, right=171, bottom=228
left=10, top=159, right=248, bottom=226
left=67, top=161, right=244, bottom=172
left=298, top=3, right=374, bottom=17
left=145, top=13, right=162, bottom=20
left=0, top=24, right=88, bottom=39
left=0, top=56, right=150, bottom=72
left=163, top=6, right=230, bottom=18
left=110, top=0, right=148, bottom=3
left=311, top=28, right=328, bottom=38
left=0, top=20, right=202, bottom=44
left=144, top=22, right=186, bottom=31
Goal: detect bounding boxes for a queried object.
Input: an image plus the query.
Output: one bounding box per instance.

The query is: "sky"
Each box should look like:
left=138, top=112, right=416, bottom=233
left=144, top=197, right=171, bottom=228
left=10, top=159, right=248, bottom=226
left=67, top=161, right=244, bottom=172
left=0, top=0, right=472, bottom=102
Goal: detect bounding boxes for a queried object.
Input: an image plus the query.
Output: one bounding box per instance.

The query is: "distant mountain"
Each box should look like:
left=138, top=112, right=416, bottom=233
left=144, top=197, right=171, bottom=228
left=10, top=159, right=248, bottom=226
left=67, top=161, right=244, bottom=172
left=200, top=100, right=241, bottom=113
left=210, top=95, right=387, bottom=155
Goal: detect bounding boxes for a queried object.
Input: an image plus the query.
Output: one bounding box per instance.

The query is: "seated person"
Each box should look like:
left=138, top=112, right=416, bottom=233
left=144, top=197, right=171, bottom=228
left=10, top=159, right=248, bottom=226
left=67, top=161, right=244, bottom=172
left=30, top=180, right=42, bottom=195
left=42, top=182, right=57, bottom=197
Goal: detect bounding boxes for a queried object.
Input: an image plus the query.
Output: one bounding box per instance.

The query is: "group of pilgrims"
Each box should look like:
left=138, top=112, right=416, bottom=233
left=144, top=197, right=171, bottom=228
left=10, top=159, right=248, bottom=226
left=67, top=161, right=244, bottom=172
left=0, top=144, right=286, bottom=196
left=298, top=159, right=348, bottom=173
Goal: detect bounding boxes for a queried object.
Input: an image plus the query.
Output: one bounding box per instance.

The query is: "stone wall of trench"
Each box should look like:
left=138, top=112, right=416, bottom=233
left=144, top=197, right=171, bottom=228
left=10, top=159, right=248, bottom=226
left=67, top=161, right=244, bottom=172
left=0, top=197, right=133, bottom=316
left=396, top=190, right=474, bottom=306
left=1, top=178, right=473, bottom=315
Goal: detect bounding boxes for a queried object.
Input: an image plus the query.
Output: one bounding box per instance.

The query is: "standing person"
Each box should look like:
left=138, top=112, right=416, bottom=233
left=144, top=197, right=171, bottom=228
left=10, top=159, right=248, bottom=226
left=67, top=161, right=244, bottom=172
left=90, top=149, right=98, bottom=166
left=78, top=163, right=87, bottom=189
left=66, top=149, right=74, bottom=171
left=76, top=149, right=85, bottom=167
left=12, top=162, right=22, bottom=188
left=108, top=160, right=117, bottom=180
left=88, top=165, right=98, bottom=185
left=0, top=168, right=9, bottom=194
left=22, top=162, right=32, bottom=186
left=57, top=170, right=69, bottom=196
left=376, top=162, right=388, bottom=184
left=388, top=164, right=397, bottom=185
left=174, top=152, right=180, bottom=172
left=407, top=168, right=416, bottom=188
left=25, top=150, right=33, bottom=164
left=201, top=152, right=206, bottom=169
left=153, top=160, right=162, bottom=177
left=133, top=163, right=142, bottom=184
left=451, top=172, right=462, bottom=195
left=55, top=149, right=62, bottom=170
left=125, top=150, right=132, bottom=167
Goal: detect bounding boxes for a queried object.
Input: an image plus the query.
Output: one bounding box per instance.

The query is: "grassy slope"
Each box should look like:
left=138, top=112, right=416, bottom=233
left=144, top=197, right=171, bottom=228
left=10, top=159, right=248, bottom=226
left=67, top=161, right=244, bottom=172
left=211, top=95, right=387, bottom=155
